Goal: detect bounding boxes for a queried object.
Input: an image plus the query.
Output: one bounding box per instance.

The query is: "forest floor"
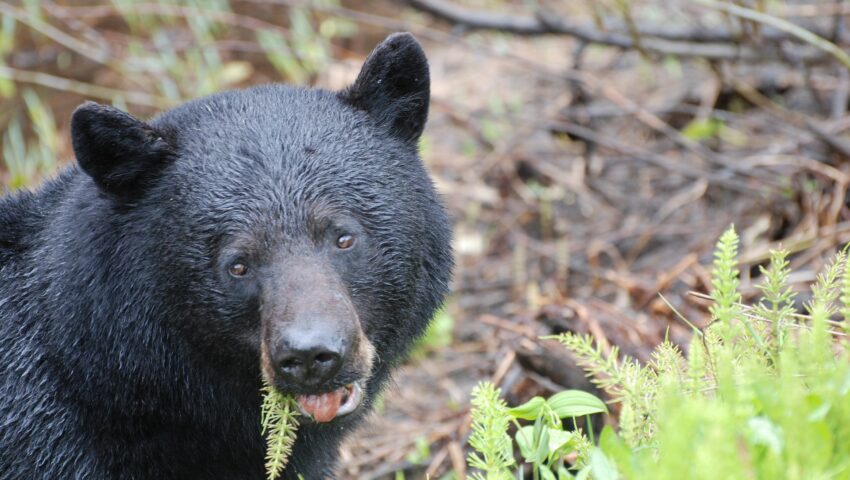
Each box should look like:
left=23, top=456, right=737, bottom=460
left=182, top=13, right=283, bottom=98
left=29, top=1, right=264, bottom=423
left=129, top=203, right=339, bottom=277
left=337, top=3, right=850, bottom=478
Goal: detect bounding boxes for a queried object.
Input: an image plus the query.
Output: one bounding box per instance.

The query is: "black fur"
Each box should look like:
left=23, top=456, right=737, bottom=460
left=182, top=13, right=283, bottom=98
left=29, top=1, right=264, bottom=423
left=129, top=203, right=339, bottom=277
left=71, top=102, right=176, bottom=199
left=340, top=32, right=430, bottom=144
left=0, top=32, right=452, bottom=479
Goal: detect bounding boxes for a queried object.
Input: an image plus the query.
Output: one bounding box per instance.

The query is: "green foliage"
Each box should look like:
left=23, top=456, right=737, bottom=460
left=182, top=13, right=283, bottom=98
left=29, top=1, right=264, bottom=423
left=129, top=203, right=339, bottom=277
left=260, top=382, right=300, bottom=480
left=0, top=1, right=357, bottom=186
left=681, top=118, right=722, bottom=141
left=680, top=118, right=747, bottom=146
left=411, top=305, right=454, bottom=358
left=552, top=333, right=654, bottom=447
left=257, top=3, right=355, bottom=85
left=467, top=382, right=603, bottom=479
left=3, top=89, right=58, bottom=189
left=467, top=382, right=515, bottom=480
left=560, top=227, right=850, bottom=479
left=709, top=225, right=742, bottom=326
left=754, top=247, right=796, bottom=351
left=405, top=436, right=432, bottom=465
left=469, top=227, right=850, bottom=479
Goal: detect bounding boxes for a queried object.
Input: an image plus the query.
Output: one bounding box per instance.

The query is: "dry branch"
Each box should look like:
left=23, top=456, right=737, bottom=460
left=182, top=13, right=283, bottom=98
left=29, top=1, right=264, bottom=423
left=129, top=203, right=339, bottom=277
left=407, top=0, right=834, bottom=61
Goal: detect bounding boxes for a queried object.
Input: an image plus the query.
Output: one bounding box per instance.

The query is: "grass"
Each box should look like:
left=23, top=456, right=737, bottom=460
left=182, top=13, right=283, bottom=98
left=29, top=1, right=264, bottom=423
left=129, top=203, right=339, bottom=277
left=0, top=0, right=355, bottom=189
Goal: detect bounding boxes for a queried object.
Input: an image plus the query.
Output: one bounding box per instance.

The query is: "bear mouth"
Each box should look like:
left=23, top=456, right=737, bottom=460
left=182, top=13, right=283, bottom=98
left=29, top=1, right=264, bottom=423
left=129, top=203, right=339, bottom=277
left=295, top=382, right=363, bottom=423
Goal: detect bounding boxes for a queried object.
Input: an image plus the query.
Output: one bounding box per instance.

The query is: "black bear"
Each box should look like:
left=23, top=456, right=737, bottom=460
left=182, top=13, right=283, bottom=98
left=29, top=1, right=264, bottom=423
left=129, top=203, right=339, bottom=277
left=0, top=33, right=452, bottom=479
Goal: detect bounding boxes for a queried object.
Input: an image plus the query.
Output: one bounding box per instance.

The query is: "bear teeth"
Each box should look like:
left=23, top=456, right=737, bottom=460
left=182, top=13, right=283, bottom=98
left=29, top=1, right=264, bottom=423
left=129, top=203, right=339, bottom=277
left=336, top=382, right=362, bottom=417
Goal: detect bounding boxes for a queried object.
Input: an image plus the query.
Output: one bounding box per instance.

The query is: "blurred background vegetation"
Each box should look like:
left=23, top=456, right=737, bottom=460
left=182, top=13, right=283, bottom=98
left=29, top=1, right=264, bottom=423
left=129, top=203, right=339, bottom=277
left=2, top=0, right=850, bottom=478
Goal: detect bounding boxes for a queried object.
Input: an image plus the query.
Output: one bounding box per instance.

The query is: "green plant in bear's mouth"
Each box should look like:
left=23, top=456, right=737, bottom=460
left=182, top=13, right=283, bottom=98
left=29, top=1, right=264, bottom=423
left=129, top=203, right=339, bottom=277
left=260, top=381, right=300, bottom=480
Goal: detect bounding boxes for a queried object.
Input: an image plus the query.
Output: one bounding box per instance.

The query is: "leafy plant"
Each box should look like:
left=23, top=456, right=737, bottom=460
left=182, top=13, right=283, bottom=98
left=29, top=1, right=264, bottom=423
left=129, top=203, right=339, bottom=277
left=260, top=381, right=300, bottom=480
left=467, top=382, right=606, bottom=479
left=467, top=382, right=516, bottom=480
left=2, top=89, right=59, bottom=189
left=468, top=226, right=850, bottom=479
left=561, top=226, right=850, bottom=478
left=411, top=305, right=454, bottom=358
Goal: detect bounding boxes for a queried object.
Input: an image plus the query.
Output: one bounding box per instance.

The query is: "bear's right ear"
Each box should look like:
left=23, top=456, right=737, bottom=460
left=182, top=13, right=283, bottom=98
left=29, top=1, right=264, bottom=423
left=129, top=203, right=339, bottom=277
left=71, top=102, right=174, bottom=199
left=339, top=32, right=430, bottom=145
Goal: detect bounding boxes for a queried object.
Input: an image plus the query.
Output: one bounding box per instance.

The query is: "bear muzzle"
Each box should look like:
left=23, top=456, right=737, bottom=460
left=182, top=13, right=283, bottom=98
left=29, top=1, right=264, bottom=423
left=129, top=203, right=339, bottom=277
left=259, top=273, right=375, bottom=422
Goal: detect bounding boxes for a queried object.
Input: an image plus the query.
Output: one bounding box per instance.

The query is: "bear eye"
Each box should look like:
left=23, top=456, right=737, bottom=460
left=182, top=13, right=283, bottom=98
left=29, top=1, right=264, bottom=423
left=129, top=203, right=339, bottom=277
left=228, top=262, right=249, bottom=277
left=336, top=234, right=355, bottom=250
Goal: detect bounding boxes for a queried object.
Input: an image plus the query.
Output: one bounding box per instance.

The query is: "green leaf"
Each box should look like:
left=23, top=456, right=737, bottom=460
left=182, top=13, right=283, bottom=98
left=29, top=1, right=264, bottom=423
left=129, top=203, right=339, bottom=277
left=547, top=429, right=578, bottom=461
left=535, top=426, right=551, bottom=464
left=747, top=417, right=783, bottom=456
left=574, top=465, right=592, bottom=480
left=588, top=448, right=619, bottom=480
left=540, top=467, right=557, bottom=480
left=598, top=426, right=629, bottom=465
left=508, top=396, right=546, bottom=420
left=532, top=415, right=544, bottom=446
left=548, top=390, right=608, bottom=418
left=515, top=425, right=536, bottom=460
left=805, top=394, right=832, bottom=422
left=681, top=117, right=722, bottom=141
left=558, top=465, right=575, bottom=480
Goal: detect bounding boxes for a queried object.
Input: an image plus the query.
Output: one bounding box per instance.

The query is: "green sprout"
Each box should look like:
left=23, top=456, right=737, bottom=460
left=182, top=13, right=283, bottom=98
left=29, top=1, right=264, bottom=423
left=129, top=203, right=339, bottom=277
left=260, top=381, right=300, bottom=480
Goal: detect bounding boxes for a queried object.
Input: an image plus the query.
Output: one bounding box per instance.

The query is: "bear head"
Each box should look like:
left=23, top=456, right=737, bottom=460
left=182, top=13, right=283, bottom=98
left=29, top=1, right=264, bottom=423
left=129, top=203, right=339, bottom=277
left=68, top=32, right=452, bottom=424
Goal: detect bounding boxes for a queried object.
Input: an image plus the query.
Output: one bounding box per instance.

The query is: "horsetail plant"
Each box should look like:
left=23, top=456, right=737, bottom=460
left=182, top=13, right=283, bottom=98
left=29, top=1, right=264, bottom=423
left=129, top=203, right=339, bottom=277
left=754, top=247, right=796, bottom=352
left=467, top=382, right=515, bottom=480
left=467, top=226, right=850, bottom=479
left=840, top=252, right=850, bottom=333
left=260, top=382, right=300, bottom=480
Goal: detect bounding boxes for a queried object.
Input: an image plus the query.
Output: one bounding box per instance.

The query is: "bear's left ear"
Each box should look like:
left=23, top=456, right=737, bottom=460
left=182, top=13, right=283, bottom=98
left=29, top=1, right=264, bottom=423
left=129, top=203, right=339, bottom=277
left=339, top=32, right=430, bottom=145
left=71, top=102, right=175, bottom=199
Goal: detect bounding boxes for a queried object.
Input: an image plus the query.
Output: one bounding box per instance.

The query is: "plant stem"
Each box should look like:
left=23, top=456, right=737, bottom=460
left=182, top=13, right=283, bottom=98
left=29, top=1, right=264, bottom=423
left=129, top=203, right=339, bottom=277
left=692, top=0, right=850, bottom=71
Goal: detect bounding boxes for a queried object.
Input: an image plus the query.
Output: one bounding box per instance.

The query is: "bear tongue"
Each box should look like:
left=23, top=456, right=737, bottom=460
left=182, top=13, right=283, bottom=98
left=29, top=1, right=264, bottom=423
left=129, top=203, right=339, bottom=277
left=297, top=388, right=344, bottom=423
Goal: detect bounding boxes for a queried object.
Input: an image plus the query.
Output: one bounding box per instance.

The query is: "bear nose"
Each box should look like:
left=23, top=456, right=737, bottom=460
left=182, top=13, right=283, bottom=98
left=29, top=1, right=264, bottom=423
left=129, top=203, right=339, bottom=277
left=270, top=312, right=352, bottom=388
left=276, top=344, right=343, bottom=386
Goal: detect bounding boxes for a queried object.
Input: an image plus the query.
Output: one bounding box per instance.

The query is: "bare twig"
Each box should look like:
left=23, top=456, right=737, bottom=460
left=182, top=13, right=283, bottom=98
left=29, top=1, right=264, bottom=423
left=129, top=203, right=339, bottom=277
left=407, top=0, right=832, bottom=61
left=549, top=121, right=759, bottom=194
left=833, top=66, right=850, bottom=120
left=0, top=2, right=110, bottom=64
left=0, top=66, right=169, bottom=108
left=693, top=0, right=850, bottom=70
